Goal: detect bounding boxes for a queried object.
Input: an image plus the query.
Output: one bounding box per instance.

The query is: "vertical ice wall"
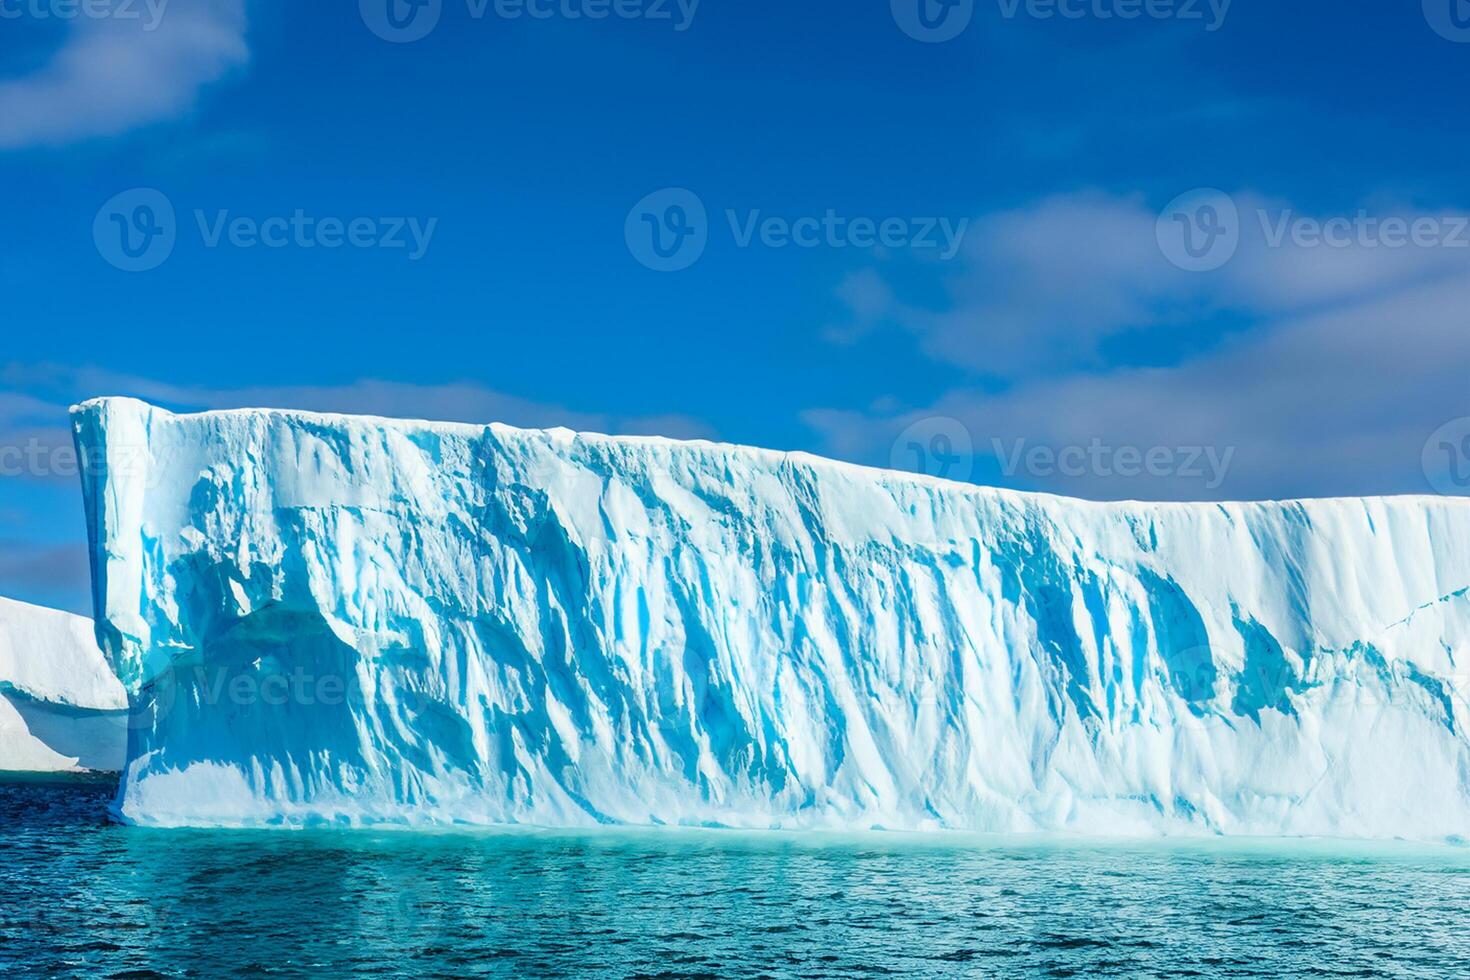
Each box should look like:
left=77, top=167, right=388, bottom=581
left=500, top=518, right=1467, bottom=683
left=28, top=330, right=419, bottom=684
left=72, top=397, right=1470, bottom=835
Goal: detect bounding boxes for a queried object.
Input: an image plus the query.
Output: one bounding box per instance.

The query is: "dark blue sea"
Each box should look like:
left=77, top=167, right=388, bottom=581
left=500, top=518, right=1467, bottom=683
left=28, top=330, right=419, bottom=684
left=3, top=774, right=1468, bottom=977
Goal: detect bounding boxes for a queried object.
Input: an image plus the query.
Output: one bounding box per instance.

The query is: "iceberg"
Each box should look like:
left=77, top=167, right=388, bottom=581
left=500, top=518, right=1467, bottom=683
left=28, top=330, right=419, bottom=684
left=71, top=397, right=1470, bottom=836
left=0, top=595, right=127, bottom=772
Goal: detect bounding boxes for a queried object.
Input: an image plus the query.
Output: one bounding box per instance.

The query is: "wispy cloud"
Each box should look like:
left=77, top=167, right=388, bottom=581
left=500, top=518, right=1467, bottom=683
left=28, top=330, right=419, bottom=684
left=0, top=0, right=248, bottom=149
left=809, top=190, right=1470, bottom=500
left=830, top=191, right=1470, bottom=380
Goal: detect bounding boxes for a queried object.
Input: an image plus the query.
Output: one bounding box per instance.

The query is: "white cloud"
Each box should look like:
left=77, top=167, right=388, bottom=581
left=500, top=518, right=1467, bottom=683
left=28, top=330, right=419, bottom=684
left=810, top=191, right=1470, bottom=500
left=835, top=191, right=1470, bottom=380
left=0, top=0, right=248, bottom=149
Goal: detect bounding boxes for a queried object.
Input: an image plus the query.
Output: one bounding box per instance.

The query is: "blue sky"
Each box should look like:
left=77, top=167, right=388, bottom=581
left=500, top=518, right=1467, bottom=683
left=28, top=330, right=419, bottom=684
left=3, top=0, right=1470, bottom=612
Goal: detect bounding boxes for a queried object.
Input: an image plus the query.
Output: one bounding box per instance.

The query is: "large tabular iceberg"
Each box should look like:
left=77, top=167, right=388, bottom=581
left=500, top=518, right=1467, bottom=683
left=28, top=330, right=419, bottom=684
left=0, top=595, right=127, bottom=772
left=72, top=397, right=1470, bottom=835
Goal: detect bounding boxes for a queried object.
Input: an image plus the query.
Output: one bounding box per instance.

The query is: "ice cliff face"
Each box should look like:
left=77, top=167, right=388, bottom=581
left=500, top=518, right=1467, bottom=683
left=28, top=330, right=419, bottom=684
left=0, top=596, right=127, bottom=772
left=72, top=397, right=1470, bottom=835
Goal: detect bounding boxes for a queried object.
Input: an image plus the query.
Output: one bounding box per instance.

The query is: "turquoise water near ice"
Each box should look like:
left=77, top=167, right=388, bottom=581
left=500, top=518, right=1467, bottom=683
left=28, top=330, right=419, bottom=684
left=3, top=775, right=1470, bottom=977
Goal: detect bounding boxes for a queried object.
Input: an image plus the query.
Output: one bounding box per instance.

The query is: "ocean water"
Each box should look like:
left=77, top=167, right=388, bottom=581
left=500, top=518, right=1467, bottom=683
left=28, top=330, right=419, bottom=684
left=3, top=775, right=1469, bottom=978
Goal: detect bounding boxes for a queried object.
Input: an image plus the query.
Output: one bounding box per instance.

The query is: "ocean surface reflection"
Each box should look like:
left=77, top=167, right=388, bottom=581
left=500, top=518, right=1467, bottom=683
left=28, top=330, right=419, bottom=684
left=3, top=775, right=1469, bottom=977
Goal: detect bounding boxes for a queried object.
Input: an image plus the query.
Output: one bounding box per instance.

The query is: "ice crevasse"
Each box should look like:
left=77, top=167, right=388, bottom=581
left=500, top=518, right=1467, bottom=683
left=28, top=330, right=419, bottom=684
left=71, top=397, right=1470, bottom=836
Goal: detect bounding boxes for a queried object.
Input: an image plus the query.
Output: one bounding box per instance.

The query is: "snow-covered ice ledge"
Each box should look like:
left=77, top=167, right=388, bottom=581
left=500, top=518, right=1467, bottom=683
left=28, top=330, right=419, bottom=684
left=72, top=397, right=1470, bottom=835
left=0, top=595, right=126, bottom=773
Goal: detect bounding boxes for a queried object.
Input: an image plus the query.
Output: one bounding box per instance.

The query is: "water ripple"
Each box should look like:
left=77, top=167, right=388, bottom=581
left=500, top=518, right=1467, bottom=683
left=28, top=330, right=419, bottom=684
left=3, top=776, right=1470, bottom=978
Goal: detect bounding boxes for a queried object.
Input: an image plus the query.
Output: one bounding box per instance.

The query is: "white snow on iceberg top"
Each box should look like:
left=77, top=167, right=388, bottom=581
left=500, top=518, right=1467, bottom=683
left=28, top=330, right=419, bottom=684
left=0, top=595, right=126, bottom=772
left=71, top=396, right=1470, bottom=835
left=0, top=595, right=125, bottom=710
